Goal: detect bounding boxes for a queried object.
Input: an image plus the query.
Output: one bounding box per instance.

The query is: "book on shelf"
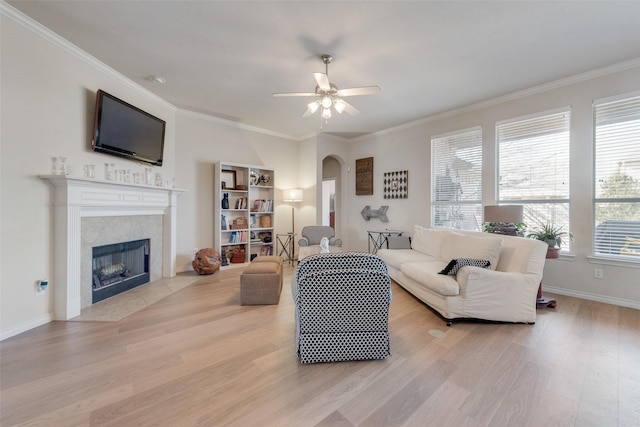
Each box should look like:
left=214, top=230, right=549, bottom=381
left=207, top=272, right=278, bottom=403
left=252, top=199, right=273, bottom=212
left=260, top=245, right=273, bottom=256
left=235, top=197, right=248, bottom=209
left=228, top=231, right=246, bottom=243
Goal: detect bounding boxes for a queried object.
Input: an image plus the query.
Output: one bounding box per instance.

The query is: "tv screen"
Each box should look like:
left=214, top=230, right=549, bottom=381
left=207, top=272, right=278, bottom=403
left=92, top=90, right=166, bottom=166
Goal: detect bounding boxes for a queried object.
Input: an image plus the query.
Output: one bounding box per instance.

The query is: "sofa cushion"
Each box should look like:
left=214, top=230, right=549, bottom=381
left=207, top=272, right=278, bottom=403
left=440, top=233, right=502, bottom=271
left=495, top=237, right=547, bottom=274
left=376, top=248, right=434, bottom=270
left=411, top=225, right=457, bottom=258
left=401, top=261, right=459, bottom=296
left=438, top=258, right=491, bottom=276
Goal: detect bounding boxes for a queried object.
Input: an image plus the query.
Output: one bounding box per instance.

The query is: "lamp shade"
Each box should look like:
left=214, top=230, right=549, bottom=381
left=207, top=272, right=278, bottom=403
left=283, top=188, right=303, bottom=202
left=484, top=205, right=523, bottom=223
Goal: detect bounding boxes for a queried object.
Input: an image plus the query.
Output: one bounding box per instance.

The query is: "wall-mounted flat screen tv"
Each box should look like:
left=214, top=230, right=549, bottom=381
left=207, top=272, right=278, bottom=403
left=92, top=90, right=166, bottom=166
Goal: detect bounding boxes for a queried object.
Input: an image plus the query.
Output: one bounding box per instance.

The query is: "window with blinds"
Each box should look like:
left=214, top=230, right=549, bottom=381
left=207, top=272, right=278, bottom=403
left=497, top=109, right=571, bottom=245
left=593, top=94, right=640, bottom=260
left=431, top=127, right=483, bottom=231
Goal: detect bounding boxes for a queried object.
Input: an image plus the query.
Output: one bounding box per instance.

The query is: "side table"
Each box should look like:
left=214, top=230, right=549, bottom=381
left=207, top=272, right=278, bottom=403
left=537, top=247, right=558, bottom=309
left=367, top=230, right=403, bottom=254
left=276, top=233, right=296, bottom=266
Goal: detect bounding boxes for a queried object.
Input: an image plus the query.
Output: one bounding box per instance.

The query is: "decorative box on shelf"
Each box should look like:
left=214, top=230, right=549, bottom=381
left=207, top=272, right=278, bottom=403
left=231, top=217, right=248, bottom=230
left=260, top=215, right=272, bottom=228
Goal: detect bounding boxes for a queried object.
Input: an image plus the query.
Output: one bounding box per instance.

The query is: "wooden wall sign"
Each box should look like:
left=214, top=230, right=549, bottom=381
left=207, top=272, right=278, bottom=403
left=355, top=157, right=374, bottom=195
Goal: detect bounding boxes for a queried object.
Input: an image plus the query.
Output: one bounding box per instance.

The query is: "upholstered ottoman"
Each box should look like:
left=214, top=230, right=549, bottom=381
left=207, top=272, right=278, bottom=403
left=240, top=256, right=283, bottom=305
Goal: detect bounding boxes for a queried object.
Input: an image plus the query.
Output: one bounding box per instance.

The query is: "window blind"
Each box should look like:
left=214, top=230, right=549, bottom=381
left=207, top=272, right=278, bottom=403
left=431, top=127, right=483, bottom=231
left=593, top=94, right=640, bottom=259
left=497, top=110, right=571, bottom=241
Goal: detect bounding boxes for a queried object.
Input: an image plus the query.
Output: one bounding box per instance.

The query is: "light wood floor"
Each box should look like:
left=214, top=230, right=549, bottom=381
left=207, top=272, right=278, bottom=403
left=1, top=265, right=639, bottom=426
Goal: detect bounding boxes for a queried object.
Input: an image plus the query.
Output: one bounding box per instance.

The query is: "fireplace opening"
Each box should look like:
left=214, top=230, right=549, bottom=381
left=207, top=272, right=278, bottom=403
left=92, top=239, right=150, bottom=303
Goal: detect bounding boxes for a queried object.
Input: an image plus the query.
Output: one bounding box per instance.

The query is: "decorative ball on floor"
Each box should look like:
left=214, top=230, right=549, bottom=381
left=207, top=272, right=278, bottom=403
left=192, top=248, right=222, bottom=275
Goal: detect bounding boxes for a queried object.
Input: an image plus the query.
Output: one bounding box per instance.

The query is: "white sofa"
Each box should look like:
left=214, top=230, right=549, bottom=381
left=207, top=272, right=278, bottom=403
left=377, top=225, right=548, bottom=325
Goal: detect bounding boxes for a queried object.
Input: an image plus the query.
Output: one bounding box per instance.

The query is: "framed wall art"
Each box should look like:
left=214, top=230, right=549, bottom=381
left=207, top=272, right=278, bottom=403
left=221, top=169, right=236, bottom=189
left=383, top=170, right=408, bottom=199
left=355, top=157, right=374, bottom=195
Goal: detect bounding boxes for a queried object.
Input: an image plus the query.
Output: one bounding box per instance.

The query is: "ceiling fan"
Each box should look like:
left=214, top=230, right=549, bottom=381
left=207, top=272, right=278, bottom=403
left=273, top=54, right=380, bottom=121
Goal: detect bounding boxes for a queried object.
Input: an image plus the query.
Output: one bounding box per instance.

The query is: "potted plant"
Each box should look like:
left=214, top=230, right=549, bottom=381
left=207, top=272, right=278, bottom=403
left=526, top=224, right=573, bottom=248
left=483, top=221, right=527, bottom=236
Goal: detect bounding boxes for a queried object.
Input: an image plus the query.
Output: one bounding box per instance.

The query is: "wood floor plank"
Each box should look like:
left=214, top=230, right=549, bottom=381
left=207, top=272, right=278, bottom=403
left=360, top=359, right=457, bottom=426
left=401, top=380, right=481, bottom=427
left=532, top=390, right=578, bottom=427
left=459, top=342, right=530, bottom=423
left=337, top=341, right=450, bottom=425
left=488, top=360, right=551, bottom=426
left=444, top=324, right=520, bottom=392
left=2, top=265, right=640, bottom=426
left=314, top=410, right=356, bottom=427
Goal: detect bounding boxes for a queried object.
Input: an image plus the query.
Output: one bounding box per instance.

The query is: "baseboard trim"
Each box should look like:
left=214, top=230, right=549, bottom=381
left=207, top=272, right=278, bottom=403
left=542, top=285, right=640, bottom=310
left=175, top=263, right=194, bottom=274
left=1, top=313, right=53, bottom=341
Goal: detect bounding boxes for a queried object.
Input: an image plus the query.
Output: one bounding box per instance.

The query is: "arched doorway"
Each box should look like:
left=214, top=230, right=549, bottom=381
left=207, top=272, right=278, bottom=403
left=322, top=156, right=341, bottom=233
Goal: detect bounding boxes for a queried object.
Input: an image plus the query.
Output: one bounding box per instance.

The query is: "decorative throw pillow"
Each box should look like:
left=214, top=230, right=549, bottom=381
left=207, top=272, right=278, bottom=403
left=438, top=258, right=491, bottom=276
left=440, top=233, right=502, bottom=271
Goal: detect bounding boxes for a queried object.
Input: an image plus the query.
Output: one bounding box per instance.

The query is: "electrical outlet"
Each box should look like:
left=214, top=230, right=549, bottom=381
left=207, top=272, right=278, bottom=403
left=594, top=268, right=603, bottom=279
left=35, top=279, right=48, bottom=296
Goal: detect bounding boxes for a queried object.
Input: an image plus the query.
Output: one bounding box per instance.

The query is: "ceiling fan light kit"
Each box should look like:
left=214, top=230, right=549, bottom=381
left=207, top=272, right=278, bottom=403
left=274, top=54, right=380, bottom=127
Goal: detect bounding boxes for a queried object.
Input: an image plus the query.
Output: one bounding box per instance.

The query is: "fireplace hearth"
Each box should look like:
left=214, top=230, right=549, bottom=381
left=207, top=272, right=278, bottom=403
left=41, top=175, right=184, bottom=320
left=92, top=239, right=150, bottom=303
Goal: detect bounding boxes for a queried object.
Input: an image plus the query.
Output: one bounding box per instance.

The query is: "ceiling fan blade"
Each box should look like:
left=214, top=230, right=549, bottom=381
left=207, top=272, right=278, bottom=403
left=273, top=92, right=317, bottom=97
left=341, top=99, right=360, bottom=116
left=313, top=72, right=331, bottom=91
left=337, top=86, right=381, bottom=97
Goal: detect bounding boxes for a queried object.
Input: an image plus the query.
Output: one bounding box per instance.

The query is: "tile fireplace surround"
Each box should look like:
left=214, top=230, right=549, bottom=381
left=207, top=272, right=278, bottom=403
left=41, top=175, right=185, bottom=320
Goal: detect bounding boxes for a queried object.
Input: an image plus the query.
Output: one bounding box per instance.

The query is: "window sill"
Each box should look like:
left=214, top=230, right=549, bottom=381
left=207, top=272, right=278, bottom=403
left=587, top=255, right=640, bottom=269
left=557, top=252, right=576, bottom=261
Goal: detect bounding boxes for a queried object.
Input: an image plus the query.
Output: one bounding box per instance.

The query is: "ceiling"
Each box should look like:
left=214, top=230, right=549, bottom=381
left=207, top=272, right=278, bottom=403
left=8, top=1, right=640, bottom=140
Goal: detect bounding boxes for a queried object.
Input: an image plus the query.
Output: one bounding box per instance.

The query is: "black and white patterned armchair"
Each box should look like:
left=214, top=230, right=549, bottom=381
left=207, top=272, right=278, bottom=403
left=292, top=252, right=392, bottom=364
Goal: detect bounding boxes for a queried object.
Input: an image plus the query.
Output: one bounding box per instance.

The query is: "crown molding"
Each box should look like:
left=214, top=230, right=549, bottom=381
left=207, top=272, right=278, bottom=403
left=2, top=1, right=311, bottom=142
left=175, top=109, right=305, bottom=141
left=1, top=1, right=175, bottom=111
left=6, top=0, right=639, bottom=144
left=353, top=57, right=640, bottom=143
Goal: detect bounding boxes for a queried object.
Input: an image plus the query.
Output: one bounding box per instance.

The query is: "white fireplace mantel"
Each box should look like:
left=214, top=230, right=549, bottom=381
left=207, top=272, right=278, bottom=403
left=40, top=175, right=186, bottom=320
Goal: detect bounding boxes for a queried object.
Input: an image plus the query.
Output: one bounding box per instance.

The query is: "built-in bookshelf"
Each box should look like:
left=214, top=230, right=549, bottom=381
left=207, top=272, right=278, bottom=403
left=214, top=161, right=275, bottom=266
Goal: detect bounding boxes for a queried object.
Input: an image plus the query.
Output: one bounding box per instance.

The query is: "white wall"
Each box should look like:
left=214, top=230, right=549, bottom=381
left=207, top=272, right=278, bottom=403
left=347, top=65, right=640, bottom=308
left=296, top=136, right=319, bottom=245
left=347, top=126, right=430, bottom=252
left=0, top=8, right=300, bottom=338
left=173, top=111, right=299, bottom=272
left=1, top=10, right=177, bottom=338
